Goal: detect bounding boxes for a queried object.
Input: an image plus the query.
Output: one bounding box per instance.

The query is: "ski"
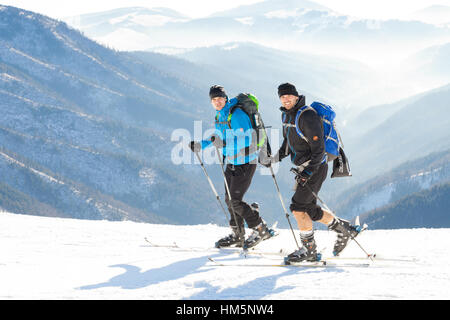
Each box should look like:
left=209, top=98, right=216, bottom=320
left=144, top=237, right=180, bottom=248
left=144, top=237, right=289, bottom=256
left=145, top=238, right=413, bottom=265
left=207, top=257, right=370, bottom=268
left=326, top=254, right=418, bottom=263
left=144, top=237, right=239, bottom=252
left=145, top=221, right=282, bottom=255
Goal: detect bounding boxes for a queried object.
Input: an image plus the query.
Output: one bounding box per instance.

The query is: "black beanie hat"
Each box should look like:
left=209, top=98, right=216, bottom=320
left=209, top=85, right=227, bottom=99
left=278, top=83, right=299, bottom=98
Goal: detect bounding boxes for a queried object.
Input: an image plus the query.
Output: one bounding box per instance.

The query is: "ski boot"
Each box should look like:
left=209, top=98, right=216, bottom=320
left=328, top=218, right=362, bottom=256
left=250, top=202, right=260, bottom=214
left=243, top=219, right=274, bottom=249
left=284, top=233, right=321, bottom=265
left=215, top=225, right=245, bottom=248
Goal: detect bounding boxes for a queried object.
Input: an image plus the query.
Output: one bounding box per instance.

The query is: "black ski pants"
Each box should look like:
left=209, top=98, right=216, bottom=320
left=224, top=163, right=262, bottom=230
left=290, top=162, right=328, bottom=221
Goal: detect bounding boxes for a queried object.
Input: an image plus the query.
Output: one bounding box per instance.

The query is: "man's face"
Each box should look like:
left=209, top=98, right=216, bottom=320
left=280, top=94, right=299, bottom=110
left=211, top=97, right=227, bottom=111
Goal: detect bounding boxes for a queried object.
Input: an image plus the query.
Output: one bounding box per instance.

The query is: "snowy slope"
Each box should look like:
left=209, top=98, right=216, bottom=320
left=1, top=212, right=449, bottom=299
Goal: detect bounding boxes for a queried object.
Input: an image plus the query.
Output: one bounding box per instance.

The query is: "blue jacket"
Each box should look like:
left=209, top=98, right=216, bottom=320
left=201, top=97, right=258, bottom=165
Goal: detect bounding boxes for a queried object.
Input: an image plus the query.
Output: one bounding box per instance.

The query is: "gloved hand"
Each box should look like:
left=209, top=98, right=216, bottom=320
left=259, top=150, right=282, bottom=168
left=259, top=156, right=272, bottom=168
left=291, top=167, right=313, bottom=187
left=210, top=134, right=225, bottom=148
left=189, top=141, right=201, bottom=153
left=258, top=152, right=272, bottom=168
left=296, top=169, right=312, bottom=187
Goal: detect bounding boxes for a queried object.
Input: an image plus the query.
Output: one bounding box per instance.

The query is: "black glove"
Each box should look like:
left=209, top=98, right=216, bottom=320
left=291, top=167, right=313, bottom=187
left=189, top=141, right=201, bottom=153
left=297, top=170, right=312, bottom=187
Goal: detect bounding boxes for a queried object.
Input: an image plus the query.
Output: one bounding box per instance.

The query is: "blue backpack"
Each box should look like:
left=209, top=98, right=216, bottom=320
left=294, top=102, right=351, bottom=177
left=294, top=101, right=340, bottom=161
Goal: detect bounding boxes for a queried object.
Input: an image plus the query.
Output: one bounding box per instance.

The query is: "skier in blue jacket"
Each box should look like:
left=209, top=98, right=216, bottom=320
left=190, top=85, right=273, bottom=248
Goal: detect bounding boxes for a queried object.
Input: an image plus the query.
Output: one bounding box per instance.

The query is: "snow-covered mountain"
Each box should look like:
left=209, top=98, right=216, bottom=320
left=63, top=1, right=450, bottom=66
left=62, top=2, right=450, bottom=108
left=409, top=5, right=450, bottom=25
left=0, top=5, right=222, bottom=225
left=210, top=0, right=333, bottom=17
left=402, top=42, right=450, bottom=89
left=1, top=5, right=330, bottom=229
left=343, top=83, right=450, bottom=183
left=331, top=149, right=450, bottom=223
left=315, top=83, right=450, bottom=222
left=2, top=211, right=450, bottom=299
left=176, top=42, right=376, bottom=111
left=64, top=7, right=190, bottom=51
left=360, top=182, right=450, bottom=229
left=1, top=5, right=449, bottom=231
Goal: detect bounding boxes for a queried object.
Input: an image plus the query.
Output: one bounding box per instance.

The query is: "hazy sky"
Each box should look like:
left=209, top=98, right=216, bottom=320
left=1, top=0, right=449, bottom=19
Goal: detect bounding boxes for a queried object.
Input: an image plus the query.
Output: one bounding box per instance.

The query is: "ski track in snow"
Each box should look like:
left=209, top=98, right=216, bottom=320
left=1, top=212, right=449, bottom=300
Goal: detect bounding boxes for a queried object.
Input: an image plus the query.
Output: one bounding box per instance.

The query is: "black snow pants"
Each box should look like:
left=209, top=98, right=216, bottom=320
left=224, top=163, right=262, bottom=229
left=290, top=162, right=328, bottom=221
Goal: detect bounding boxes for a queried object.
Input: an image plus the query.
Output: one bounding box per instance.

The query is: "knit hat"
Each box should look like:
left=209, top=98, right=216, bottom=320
left=278, top=83, right=299, bottom=98
left=209, top=85, right=227, bottom=99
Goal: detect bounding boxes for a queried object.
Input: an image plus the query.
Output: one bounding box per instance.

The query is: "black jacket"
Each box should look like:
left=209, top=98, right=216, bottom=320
left=276, top=95, right=326, bottom=174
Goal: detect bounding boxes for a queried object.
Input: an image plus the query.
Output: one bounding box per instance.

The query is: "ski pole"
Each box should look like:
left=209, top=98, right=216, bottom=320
left=259, top=122, right=300, bottom=250
left=267, top=164, right=301, bottom=250
left=194, top=151, right=229, bottom=223
left=305, top=185, right=333, bottom=214
left=212, top=141, right=245, bottom=249
left=305, top=184, right=374, bottom=261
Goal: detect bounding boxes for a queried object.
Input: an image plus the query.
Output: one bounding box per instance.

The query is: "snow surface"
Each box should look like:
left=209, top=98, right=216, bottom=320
left=1, top=211, right=450, bottom=300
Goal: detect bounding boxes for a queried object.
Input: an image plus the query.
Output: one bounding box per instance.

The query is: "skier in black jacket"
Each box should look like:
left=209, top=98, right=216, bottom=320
left=262, top=83, right=360, bottom=264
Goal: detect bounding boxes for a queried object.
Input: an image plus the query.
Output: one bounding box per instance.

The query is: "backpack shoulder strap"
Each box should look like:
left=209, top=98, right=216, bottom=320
left=295, top=106, right=316, bottom=142
left=215, top=114, right=229, bottom=126
left=228, top=103, right=257, bottom=130
left=216, top=98, right=240, bottom=128
left=226, top=105, right=242, bottom=128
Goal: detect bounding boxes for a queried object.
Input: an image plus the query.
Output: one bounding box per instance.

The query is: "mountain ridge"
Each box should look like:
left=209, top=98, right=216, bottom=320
left=0, top=5, right=220, bottom=225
